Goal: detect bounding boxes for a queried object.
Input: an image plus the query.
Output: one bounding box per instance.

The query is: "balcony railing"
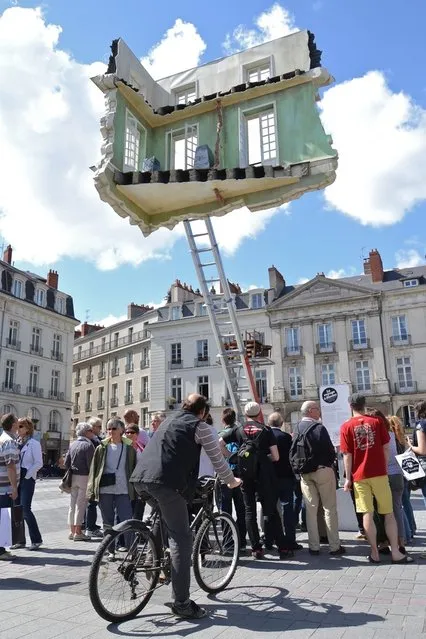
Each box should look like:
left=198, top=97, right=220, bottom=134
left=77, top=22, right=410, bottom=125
left=48, top=390, right=65, bottom=401
left=98, top=371, right=106, bottom=380
left=75, top=378, right=81, bottom=386
left=349, top=338, right=370, bottom=350
left=85, top=401, right=92, bottom=411
left=73, top=404, right=80, bottom=413
left=390, top=334, right=412, bottom=347
left=6, top=338, right=21, bottom=351
left=86, top=374, right=93, bottom=383
left=51, top=350, right=63, bottom=361
left=73, top=329, right=151, bottom=362
left=394, top=381, right=417, bottom=394
left=30, top=344, right=43, bottom=356
left=97, top=400, right=105, bottom=410
left=111, top=368, right=119, bottom=377
left=26, top=386, right=44, bottom=398
left=139, top=391, right=150, bottom=402
left=169, top=360, right=183, bottom=370
left=316, top=342, right=336, bottom=354
left=140, top=359, right=150, bottom=369
left=110, top=397, right=118, bottom=407
left=124, top=394, right=133, bottom=405
left=284, top=346, right=303, bottom=358
left=125, top=363, right=134, bottom=373
left=194, top=357, right=210, bottom=367
left=2, top=382, right=21, bottom=394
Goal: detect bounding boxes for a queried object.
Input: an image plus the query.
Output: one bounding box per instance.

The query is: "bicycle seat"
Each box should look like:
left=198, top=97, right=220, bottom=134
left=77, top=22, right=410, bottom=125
left=195, top=475, right=216, bottom=497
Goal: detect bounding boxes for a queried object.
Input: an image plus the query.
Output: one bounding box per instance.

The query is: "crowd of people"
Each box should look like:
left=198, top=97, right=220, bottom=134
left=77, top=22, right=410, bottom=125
left=0, top=393, right=425, bottom=620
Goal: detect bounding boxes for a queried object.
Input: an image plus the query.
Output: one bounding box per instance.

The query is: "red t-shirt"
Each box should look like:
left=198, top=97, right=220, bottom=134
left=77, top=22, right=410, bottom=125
left=340, top=414, right=390, bottom=481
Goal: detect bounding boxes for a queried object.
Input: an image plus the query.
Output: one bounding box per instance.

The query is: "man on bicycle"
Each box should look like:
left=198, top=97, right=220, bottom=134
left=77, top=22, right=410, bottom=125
left=130, top=393, right=241, bottom=619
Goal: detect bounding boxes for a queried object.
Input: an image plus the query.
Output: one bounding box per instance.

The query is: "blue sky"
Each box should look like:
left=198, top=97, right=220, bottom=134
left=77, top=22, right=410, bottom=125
left=1, top=0, right=425, bottom=324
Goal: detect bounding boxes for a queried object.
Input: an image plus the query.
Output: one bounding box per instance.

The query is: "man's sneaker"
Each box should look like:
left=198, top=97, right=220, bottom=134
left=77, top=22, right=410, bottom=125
left=0, top=550, right=16, bottom=560
left=251, top=549, right=264, bottom=560
left=279, top=549, right=294, bottom=560
left=86, top=529, right=103, bottom=538
left=73, top=533, right=91, bottom=541
left=289, top=542, right=304, bottom=550
left=10, top=543, right=26, bottom=550
left=28, top=543, right=42, bottom=551
left=171, top=600, right=207, bottom=619
left=330, top=546, right=346, bottom=556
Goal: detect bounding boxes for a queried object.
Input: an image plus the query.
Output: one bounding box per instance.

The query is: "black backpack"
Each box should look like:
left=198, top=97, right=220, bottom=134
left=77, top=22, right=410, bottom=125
left=237, top=422, right=264, bottom=481
left=289, top=422, right=318, bottom=474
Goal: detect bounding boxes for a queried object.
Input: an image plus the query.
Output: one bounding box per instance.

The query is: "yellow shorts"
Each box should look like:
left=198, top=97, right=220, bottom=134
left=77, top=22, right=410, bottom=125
left=353, top=475, right=393, bottom=514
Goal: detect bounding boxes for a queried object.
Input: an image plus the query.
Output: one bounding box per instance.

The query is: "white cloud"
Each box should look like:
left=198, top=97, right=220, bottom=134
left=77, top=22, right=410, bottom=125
left=326, top=268, right=357, bottom=279
left=223, top=3, right=298, bottom=52
left=87, top=314, right=127, bottom=329
left=296, top=277, right=309, bottom=285
left=395, top=249, right=425, bottom=269
left=320, top=71, right=426, bottom=226
left=141, top=18, right=206, bottom=80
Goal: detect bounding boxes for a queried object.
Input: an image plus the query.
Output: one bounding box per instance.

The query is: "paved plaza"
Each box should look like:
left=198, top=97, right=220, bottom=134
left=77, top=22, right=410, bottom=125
left=1, top=479, right=426, bottom=638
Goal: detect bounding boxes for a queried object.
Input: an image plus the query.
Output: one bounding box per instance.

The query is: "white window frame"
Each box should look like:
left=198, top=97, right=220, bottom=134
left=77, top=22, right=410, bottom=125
left=318, top=323, right=333, bottom=348
left=173, top=83, right=197, bottom=105
left=51, top=370, right=60, bottom=396
left=171, top=306, right=181, bottom=321
left=12, top=279, right=23, bottom=299
left=396, top=356, right=413, bottom=389
left=255, top=369, right=268, bottom=402
left=5, top=360, right=16, bottom=389
left=355, top=360, right=371, bottom=391
left=239, top=101, right=278, bottom=168
left=351, top=319, right=367, bottom=346
left=35, top=289, right=45, bottom=306
left=197, top=375, right=209, bottom=399
left=251, top=293, right=263, bottom=309
left=171, top=378, right=182, bottom=404
left=196, top=339, right=208, bottom=361
left=123, top=109, right=146, bottom=172
left=53, top=333, right=62, bottom=356
left=286, top=327, right=300, bottom=353
left=31, top=327, right=41, bottom=351
left=392, top=315, right=408, bottom=341
left=8, top=320, right=19, bottom=346
left=321, top=363, right=335, bottom=386
left=197, top=302, right=208, bottom=316
left=241, top=56, right=273, bottom=83
left=171, top=342, right=182, bottom=363
left=289, top=366, right=303, bottom=399
left=165, top=123, right=199, bottom=170
left=403, top=279, right=418, bottom=288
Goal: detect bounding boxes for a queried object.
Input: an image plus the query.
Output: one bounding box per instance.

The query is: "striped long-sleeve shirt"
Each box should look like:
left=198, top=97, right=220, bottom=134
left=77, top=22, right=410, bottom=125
left=195, top=420, right=234, bottom=485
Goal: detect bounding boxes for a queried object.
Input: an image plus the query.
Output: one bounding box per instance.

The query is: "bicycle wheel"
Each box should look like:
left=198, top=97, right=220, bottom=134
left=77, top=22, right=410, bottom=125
left=192, top=512, right=239, bottom=593
left=89, top=526, right=160, bottom=622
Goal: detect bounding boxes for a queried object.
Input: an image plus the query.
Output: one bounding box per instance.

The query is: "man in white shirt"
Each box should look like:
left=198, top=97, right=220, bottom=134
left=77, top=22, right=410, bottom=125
left=0, top=413, right=20, bottom=560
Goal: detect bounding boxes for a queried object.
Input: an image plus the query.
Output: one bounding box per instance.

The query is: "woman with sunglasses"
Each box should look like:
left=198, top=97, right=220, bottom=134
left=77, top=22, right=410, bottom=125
left=125, top=424, right=145, bottom=459
left=10, top=417, right=43, bottom=550
left=87, top=417, right=136, bottom=544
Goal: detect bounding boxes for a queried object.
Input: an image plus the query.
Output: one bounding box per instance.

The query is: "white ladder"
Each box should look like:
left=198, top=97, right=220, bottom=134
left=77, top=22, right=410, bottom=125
left=184, top=217, right=259, bottom=420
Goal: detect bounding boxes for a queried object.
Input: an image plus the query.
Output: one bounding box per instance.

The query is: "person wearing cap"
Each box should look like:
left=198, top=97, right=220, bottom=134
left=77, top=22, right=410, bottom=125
left=219, top=401, right=292, bottom=560
left=340, top=393, right=411, bottom=564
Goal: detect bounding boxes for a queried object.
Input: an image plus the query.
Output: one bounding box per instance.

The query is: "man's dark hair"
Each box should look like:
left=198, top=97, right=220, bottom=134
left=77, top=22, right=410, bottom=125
left=1, top=413, right=17, bottom=432
left=415, top=400, right=426, bottom=420
left=182, top=394, right=208, bottom=415
left=222, top=408, right=236, bottom=426
left=350, top=392, right=366, bottom=413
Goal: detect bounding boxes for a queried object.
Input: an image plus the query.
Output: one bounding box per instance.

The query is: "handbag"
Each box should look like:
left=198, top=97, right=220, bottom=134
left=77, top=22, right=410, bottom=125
left=59, top=468, right=72, bottom=494
left=99, top=444, right=124, bottom=488
left=11, top=504, right=25, bottom=546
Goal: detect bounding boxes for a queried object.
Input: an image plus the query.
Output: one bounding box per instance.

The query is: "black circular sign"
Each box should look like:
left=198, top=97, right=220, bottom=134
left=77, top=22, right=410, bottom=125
left=322, top=387, right=338, bottom=404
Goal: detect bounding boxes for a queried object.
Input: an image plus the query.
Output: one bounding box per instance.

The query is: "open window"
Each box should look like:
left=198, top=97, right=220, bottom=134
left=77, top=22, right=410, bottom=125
left=174, top=83, right=197, bottom=105
left=123, top=109, right=146, bottom=172
left=166, top=124, right=198, bottom=170
left=240, top=105, right=278, bottom=167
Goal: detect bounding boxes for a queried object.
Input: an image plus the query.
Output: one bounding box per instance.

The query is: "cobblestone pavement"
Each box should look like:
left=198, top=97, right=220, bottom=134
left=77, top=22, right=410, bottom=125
left=1, top=479, right=426, bottom=638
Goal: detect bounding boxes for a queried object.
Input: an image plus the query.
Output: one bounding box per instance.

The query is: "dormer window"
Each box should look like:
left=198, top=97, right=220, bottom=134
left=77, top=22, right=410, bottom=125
left=245, top=60, right=271, bottom=83
left=171, top=306, right=181, bottom=320
left=174, top=84, right=197, bottom=105
left=251, top=293, right=264, bottom=309
left=12, top=279, right=23, bottom=298
left=403, top=279, right=418, bottom=288
left=35, top=289, right=45, bottom=306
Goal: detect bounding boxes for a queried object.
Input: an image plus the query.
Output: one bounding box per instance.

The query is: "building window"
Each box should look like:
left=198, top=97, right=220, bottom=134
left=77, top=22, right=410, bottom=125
left=196, top=339, right=208, bottom=362
left=351, top=319, right=367, bottom=346
left=141, top=376, right=149, bottom=401
left=126, top=351, right=134, bottom=373
left=171, top=306, right=182, bottom=321
left=56, top=297, right=64, bottom=314
left=321, top=363, right=335, bottom=386
left=75, top=369, right=81, bottom=384
left=289, top=366, right=303, bottom=398
left=174, top=84, right=196, bottom=105
left=403, top=279, right=418, bottom=287
left=31, top=328, right=42, bottom=354
left=171, top=378, right=182, bottom=404
left=285, top=327, right=300, bottom=354
left=124, top=110, right=145, bottom=171
left=197, top=302, right=207, bottom=316
left=35, top=289, right=45, bottom=306
left=141, top=347, right=150, bottom=367
left=125, top=380, right=133, bottom=403
left=12, top=279, right=23, bottom=298
left=245, top=108, right=277, bottom=166
left=52, top=333, right=62, bottom=360
left=114, top=332, right=119, bottom=348
left=355, top=361, right=371, bottom=391
left=99, top=386, right=104, bottom=402
left=318, top=323, right=332, bottom=349
left=8, top=320, right=19, bottom=347
left=85, top=389, right=92, bottom=410
left=128, top=327, right=133, bottom=342
left=49, top=410, right=61, bottom=432
left=50, top=370, right=60, bottom=398
left=392, top=315, right=408, bottom=341
left=396, top=356, right=413, bottom=390
left=74, top=391, right=80, bottom=407
left=251, top=293, right=263, bottom=309
left=101, top=336, right=106, bottom=351
left=171, top=343, right=181, bottom=364
left=167, top=124, right=198, bottom=170
left=5, top=360, right=16, bottom=389
left=255, top=370, right=268, bottom=402
left=142, top=407, right=149, bottom=428
left=245, top=60, right=271, bottom=83
left=89, top=341, right=94, bottom=355
left=99, top=361, right=106, bottom=378
left=111, top=383, right=118, bottom=403
left=198, top=375, right=209, bottom=399
left=28, top=365, right=39, bottom=393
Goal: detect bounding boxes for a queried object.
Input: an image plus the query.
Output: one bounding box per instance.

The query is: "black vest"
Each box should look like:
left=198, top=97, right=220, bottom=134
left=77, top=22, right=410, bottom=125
left=130, top=410, right=201, bottom=498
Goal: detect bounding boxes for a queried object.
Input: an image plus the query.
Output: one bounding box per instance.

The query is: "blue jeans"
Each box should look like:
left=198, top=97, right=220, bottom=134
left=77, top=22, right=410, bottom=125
left=278, top=476, right=296, bottom=545
left=0, top=494, right=13, bottom=554
left=99, top=493, right=133, bottom=547
left=19, top=473, right=42, bottom=544
left=402, top=480, right=417, bottom=538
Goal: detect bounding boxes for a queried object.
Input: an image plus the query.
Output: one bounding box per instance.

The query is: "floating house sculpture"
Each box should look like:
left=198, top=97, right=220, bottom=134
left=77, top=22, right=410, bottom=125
left=92, top=30, right=337, bottom=236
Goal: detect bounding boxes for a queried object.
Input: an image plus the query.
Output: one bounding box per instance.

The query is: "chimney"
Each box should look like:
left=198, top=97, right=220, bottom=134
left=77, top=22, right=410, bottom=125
left=47, top=269, right=59, bottom=289
left=80, top=322, right=104, bottom=337
left=3, top=245, right=12, bottom=265
left=364, top=249, right=383, bottom=283
left=268, top=265, right=285, bottom=299
left=127, top=303, right=154, bottom=319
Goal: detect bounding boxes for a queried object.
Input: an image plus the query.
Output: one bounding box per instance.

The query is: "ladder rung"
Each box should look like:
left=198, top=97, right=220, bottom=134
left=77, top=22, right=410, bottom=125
left=196, top=248, right=213, bottom=253
left=200, top=262, right=216, bottom=267
left=192, top=232, right=209, bottom=237
left=205, top=278, right=220, bottom=283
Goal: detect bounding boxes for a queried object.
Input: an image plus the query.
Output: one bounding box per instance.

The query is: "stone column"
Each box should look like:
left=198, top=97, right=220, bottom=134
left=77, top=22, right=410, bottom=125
left=335, top=319, right=350, bottom=383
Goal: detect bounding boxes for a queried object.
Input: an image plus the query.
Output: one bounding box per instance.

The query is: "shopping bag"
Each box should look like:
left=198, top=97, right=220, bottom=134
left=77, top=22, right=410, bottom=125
left=59, top=468, right=72, bottom=494
left=395, top=449, right=426, bottom=482
left=11, top=504, right=25, bottom=545
left=0, top=508, right=12, bottom=548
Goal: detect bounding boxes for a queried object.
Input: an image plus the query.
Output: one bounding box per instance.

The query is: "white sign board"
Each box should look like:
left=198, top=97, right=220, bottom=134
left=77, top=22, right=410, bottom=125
left=320, top=384, right=351, bottom=446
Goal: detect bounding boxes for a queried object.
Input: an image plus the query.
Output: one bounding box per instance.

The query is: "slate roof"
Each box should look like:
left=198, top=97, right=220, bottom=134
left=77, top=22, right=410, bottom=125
left=340, top=266, right=426, bottom=292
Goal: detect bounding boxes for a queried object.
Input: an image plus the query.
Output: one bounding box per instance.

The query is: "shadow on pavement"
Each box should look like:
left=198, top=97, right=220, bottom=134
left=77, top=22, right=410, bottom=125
left=1, top=578, right=80, bottom=591
left=106, top=585, right=384, bottom=636
left=7, top=556, right=92, bottom=567
left=36, top=547, right=95, bottom=556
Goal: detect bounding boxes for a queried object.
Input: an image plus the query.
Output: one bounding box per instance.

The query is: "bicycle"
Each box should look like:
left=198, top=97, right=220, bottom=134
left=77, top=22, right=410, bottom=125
left=88, top=476, right=240, bottom=622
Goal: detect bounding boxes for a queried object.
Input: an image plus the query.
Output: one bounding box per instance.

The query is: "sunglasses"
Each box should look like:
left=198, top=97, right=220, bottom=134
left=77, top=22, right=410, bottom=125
left=107, top=427, right=119, bottom=431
